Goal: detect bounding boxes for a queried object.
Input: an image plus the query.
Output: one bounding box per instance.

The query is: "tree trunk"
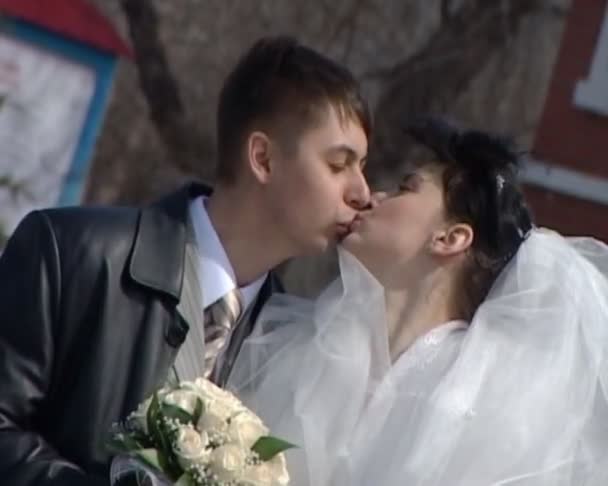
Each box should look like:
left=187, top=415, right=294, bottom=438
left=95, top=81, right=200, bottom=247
left=368, top=0, right=545, bottom=179
left=120, top=0, right=215, bottom=181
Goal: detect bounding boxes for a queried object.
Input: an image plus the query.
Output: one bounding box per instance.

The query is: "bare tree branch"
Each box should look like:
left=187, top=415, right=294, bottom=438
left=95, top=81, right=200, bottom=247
left=0, top=175, right=35, bottom=201
left=323, top=1, right=362, bottom=53
left=322, top=0, right=383, bottom=63
left=120, top=0, right=215, bottom=181
left=0, top=175, right=39, bottom=245
left=367, top=0, right=546, bottom=179
left=440, top=0, right=453, bottom=24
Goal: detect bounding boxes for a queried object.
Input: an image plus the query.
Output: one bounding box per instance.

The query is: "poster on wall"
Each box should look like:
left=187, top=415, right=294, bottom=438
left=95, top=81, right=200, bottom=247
left=0, top=32, right=95, bottom=244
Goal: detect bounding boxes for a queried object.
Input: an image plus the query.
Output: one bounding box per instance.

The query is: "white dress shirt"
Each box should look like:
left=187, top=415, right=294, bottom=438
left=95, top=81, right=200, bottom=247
left=173, top=196, right=267, bottom=381
left=190, top=196, right=265, bottom=310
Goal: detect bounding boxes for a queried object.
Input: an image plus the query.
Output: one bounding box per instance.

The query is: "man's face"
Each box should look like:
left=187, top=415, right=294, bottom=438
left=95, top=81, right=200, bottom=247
left=266, top=105, right=370, bottom=255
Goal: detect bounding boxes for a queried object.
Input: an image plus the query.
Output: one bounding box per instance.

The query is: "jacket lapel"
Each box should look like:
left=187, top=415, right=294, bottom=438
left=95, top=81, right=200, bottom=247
left=175, top=240, right=205, bottom=340
left=128, top=182, right=211, bottom=348
left=127, top=182, right=284, bottom=384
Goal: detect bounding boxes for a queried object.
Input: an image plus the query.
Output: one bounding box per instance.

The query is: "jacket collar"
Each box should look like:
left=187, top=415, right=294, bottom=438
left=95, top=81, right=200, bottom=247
left=129, top=182, right=211, bottom=301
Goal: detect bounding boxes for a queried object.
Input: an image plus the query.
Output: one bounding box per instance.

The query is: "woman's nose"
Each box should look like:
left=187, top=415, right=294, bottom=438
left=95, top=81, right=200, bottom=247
left=369, top=191, right=388, bottom=208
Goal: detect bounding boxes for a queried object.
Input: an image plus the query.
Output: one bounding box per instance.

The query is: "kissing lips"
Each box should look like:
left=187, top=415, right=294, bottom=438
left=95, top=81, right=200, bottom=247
left=348, top=213, right=365, bottom=232
left=335, top=222, right=352, bottom=240
left=335, top=214, right=364, bottom=241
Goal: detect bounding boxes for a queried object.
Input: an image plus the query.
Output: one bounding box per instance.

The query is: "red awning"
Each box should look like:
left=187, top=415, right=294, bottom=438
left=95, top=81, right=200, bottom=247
left=0, top=0, right=133, bottom=58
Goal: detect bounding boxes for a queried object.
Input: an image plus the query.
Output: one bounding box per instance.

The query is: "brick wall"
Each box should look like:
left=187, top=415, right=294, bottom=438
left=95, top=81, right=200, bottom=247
left=529, top=0, right=608, bottom=242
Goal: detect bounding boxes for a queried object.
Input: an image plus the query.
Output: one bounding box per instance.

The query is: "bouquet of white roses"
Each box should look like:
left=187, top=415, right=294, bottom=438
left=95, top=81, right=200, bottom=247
left=109, top=378, right=293, bottom=486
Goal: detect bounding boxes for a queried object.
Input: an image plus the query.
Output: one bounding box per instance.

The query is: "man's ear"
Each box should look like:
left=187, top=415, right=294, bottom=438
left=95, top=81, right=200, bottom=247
left=430, top=223, right=474, bottom=257
left=247, top=131, right=273, bottom=184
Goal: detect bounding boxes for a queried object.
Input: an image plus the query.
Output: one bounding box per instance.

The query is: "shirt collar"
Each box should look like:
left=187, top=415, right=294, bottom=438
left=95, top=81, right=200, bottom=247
left=189, top=196, right=266, bottom=310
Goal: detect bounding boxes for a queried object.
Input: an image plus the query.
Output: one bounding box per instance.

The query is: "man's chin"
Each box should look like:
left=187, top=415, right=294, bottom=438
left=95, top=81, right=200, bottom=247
left=296, top=236, right=333, bottom=256
left=298, top=230, right=355, bottom=254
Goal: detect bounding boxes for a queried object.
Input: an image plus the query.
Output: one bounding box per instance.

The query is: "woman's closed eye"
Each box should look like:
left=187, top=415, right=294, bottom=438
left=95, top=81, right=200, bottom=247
left=398, top=173, right=421, bottom=192
left=329, top=161, right=347, bottom=173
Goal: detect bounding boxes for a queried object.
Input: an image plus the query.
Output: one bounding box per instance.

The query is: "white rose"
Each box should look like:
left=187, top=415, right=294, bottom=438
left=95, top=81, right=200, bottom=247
left=239, top=454, right=289, bottom=486
left=129, top=396, right=152, bottom=434
left=239, top=463, right=273, bottom=486
left=178, top=380, right=208, bottom=399
left=193, top=378, right=226, bottom=399
left=193, top=378, right=245, bottom=413
left=162, top=388, right=201, bottom=417
left=207, top=444, right=248, bottom=482
left=226, top=412, right=269, bottom=449
left=128, top=388, right=171, bottom=435
left=173, top=425, right=210, bottom=470
left=197, top=398, right=232, bottom=433
left=266, top=453, right=290, bottom=486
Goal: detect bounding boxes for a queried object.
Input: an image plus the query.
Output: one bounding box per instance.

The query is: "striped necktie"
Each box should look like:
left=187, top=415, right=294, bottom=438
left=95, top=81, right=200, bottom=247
left=203, top=288, right=243, bottom=382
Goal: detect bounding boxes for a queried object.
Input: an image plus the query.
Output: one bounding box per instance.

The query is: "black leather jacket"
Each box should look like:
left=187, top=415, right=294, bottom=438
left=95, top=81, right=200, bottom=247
left=0, top=184, right=280, bottom=485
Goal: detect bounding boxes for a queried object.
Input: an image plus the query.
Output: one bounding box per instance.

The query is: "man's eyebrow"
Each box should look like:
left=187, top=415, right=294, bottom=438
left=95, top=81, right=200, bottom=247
left=325, top=144, right=365, bottom=160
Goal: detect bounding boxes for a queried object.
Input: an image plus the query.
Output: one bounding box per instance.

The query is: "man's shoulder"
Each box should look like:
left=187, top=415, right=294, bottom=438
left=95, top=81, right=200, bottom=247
left=21, top=205, right=142, bottom=258
left=39, top=204, right=140, bottom=235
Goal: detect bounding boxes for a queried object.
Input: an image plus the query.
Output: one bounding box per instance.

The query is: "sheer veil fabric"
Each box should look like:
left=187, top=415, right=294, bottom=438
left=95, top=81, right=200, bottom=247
left=228, top=229, right=608, bottom=485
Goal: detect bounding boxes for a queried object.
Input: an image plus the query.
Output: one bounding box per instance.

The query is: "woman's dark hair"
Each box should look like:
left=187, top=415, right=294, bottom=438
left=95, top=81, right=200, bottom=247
left=403, top=115, right=534, bottom=319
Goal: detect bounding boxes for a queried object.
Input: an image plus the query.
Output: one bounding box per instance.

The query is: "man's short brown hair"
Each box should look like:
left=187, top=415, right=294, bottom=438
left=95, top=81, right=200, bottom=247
left=216, top=36, right=371, bottom=183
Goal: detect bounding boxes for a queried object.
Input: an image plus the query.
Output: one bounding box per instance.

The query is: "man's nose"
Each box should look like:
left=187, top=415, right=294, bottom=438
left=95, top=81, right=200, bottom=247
left=345, top=169, right=371, bottom=210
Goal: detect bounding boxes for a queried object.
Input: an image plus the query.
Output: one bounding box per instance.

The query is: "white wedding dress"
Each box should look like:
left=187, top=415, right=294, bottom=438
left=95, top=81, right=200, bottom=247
left=228, top=229, right=608, bottom=485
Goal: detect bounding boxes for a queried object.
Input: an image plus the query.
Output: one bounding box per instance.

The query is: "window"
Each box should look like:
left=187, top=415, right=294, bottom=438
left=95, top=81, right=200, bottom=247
left=574, top=5, right=608, bottom=116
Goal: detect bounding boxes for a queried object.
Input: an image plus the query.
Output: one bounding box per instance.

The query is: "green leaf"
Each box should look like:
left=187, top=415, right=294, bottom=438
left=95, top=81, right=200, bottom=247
left=192, top=397, right=204, bottom=426
left=130, top=429, right=154, bottom=449
left=251, top=436, right=297, bottom=461
left=147, top=394, right=174, bottom=474
left=106, top=436, right=131, bottom=455
left=106, top=433, right=145, bottom=454
left=161, top=403, right=194, bottom=425
left=146, top=393, right=161, bottom=444
left=144, top=392, right=188, bottom=481
left=148, top=394, right=171, bottom=457
left=135, top=448, right=163, bottom=471
left=175, top=473, right=195, bottom=486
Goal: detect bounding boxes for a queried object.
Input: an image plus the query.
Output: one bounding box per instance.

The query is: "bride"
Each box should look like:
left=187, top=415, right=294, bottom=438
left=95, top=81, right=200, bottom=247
left=227, top=116, right=608, bottom=485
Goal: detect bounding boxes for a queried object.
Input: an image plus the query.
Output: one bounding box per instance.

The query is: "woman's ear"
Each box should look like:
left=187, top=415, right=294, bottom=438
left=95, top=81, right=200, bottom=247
left=247, top=131, right=273, bottom=184
left=430, top=223, right=474, bottom=257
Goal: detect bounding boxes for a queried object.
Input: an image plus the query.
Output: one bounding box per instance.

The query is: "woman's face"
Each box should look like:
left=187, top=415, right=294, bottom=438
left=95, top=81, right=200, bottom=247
left=342, top=167, right=449, bottom=284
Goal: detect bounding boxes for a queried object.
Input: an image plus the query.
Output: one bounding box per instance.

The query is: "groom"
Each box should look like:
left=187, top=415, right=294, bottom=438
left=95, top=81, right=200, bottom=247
left=0, top=36, right=370, bottom=485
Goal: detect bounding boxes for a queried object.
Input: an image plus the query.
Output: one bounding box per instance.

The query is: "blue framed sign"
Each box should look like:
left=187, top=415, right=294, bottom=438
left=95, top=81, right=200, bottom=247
left=0, top=17, right=117, bottom=238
